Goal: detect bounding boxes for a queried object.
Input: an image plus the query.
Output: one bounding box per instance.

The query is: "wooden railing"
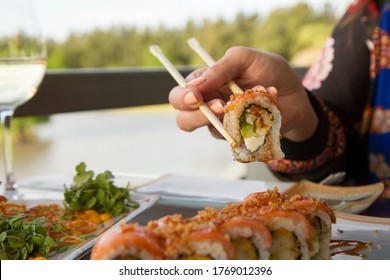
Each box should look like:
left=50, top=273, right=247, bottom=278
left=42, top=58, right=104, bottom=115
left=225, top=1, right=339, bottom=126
left=15, top=67, right=307, bottom=117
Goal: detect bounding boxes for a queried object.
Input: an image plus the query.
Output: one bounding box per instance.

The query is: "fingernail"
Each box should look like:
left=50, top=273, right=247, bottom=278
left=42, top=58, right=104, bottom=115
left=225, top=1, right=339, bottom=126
left=210, top=101, right=225, bottom=113
left=253, top=85, right=267, bottom=93
left=267, top=86, right=278, bottom=96
left=184, top=91, right=199, bottom=105
left=186, top=76, right=207, bottom=87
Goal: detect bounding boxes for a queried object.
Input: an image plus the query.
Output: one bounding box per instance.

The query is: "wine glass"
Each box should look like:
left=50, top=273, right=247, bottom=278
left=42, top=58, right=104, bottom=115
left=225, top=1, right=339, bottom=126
left=0, top=0, right=47, bottom=199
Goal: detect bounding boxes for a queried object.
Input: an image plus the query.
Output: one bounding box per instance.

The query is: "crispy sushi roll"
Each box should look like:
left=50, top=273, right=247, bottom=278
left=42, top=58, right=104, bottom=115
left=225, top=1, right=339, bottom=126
left=221, top=189, right=335, bottom=259
left=221, top=189, right=285, bottom=219
left=201, top=190, right=321, bottom=260
left=190, top=207, right=272, bottom=260
left=242, top=188, right=285, bottom=206
left=239, top=190, right=334, bottom=259
left=180, top=230, right=237, bottom=260
left=254, top=210, right=315, bottom=260
left=286, top=198, right=336, bottom=260
left=219, top=216, right=272, bottom=260
left=224, top=88, right=284, bottom=163
left=90, top=223, right=164, bottom=260
left=146, top=214, right=236, bottom=260
left=89, top=189, right=335, bottom=260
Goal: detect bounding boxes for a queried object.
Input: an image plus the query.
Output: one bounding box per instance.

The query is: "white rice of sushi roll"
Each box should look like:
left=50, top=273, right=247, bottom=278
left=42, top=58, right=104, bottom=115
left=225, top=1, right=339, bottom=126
left=223, top=88, right=284, bottom=163
left=188, top=239, right=231, bottom=259
left=309, top=210, right=333, bottom=259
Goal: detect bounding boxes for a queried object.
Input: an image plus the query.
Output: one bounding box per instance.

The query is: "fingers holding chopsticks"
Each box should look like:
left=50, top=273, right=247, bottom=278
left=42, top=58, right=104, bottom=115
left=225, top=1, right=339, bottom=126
left=169, top=74, right=227, bottom=108
left=168, top=73, right=227, bottom=134
left=169, top=69, right=235, bottom=112
left=174, top=99, right=225, bottom=132
left=150, top=44, right=237, bottom=147
left=169, top=86, right=203, bottom=110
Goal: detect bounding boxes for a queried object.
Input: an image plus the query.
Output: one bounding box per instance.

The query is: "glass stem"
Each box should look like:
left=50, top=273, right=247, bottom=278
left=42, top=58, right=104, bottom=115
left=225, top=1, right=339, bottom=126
left=0, top=109, right=17, bottom=192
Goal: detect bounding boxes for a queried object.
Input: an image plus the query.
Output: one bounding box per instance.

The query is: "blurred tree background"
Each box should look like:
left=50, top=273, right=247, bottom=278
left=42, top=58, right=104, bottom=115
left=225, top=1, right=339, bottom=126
left=46, top=2, right=337, bottom=69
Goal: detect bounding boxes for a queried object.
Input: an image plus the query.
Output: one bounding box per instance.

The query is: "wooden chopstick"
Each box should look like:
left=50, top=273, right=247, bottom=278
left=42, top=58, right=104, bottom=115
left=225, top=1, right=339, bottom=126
left=149, top=45, right=237, bottom=148
left=187, top=37, right=244, bottom=94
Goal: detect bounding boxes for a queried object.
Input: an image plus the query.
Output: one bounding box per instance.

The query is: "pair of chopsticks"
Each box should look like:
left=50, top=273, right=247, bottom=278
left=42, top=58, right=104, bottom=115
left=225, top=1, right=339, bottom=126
left=149, top=37, right=242, bottom=148
left=187, top=38, right=244, bottom=94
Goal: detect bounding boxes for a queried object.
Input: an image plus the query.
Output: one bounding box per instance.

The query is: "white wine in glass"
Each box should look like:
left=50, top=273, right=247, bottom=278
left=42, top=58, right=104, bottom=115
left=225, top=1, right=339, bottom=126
left=0, top=0, right=47, bottom=198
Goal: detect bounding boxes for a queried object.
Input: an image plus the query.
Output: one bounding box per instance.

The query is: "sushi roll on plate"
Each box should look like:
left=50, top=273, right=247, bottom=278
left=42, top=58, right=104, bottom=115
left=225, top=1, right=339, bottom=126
left=90, top=223, right=164, bottom=260
left=286, top=198, right=336, bottom=259
left=219, top=216, right=272, bottom=260
left=90, top=189, right=336, bottom=260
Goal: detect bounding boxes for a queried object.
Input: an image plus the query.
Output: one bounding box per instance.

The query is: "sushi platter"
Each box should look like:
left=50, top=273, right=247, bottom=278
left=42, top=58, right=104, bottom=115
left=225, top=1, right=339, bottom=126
left=0, top=185, right=159, bottom=260
left=2, top=172, right=389, bottom=260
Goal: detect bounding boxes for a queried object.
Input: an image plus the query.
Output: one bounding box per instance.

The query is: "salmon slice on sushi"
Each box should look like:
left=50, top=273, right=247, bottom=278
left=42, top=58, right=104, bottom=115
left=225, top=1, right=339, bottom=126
left=90, top=223, right=164, bottom=260
left=179, top=230, right=237, bottom=260
left=219, top=216, right=272, bottom=260
left=223, top=87, right=284, bottom=163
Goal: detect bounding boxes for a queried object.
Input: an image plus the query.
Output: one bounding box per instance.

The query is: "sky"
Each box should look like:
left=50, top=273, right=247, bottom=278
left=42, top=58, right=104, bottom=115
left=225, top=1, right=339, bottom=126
left=33, top=0, right=351, bottom=41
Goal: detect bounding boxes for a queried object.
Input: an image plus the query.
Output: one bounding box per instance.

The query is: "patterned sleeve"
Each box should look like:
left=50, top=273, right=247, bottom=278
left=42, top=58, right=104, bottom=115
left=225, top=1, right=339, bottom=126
left=267, top=0, right=382, bottom=184
left=267, top=91, right=352, bottom=183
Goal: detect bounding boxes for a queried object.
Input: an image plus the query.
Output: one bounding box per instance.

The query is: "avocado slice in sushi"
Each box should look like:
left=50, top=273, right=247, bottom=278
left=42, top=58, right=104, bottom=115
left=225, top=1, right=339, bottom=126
left=240, top=124, right=254, bottom=138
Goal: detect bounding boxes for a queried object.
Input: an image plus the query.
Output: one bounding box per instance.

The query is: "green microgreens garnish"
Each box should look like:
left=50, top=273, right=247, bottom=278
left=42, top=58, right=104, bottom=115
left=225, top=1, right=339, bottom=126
left=63, top=162, right=140, bottom=216
left=0, top=214, right=54, bottom=260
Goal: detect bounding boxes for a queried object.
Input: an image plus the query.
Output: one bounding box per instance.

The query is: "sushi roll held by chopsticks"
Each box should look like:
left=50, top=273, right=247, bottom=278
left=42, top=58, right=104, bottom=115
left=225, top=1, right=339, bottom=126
left=187, top=38, right=284, bottom=163
left=224, top=87, right=285, bottom=163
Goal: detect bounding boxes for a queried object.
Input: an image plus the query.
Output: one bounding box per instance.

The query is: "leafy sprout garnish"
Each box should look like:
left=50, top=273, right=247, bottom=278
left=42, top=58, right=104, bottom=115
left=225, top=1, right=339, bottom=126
left=63, top=162, right=140, bottom=216
left=0, top=214, right=54, bottom=260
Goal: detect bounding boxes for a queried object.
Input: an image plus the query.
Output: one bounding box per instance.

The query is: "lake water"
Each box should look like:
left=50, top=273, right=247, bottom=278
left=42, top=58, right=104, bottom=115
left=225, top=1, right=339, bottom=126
left=3, top=105, right=278, bottom=184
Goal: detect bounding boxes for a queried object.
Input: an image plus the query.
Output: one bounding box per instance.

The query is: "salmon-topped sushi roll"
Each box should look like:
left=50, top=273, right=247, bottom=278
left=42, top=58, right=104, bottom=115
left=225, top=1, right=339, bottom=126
left=146, top=214, right=236, bottom=260
left=223, top=88, right=284, bottom=163
left=180, top=230, right=237, bottom=260
left=89, top=188, right=336, bottom=260
left=90, top=223, right=164, bottom=260
left=220, top=189, right=286, bottom=220
left=219, top=216, right=272, bottom=260
left=253, top=210, right=315, bottom=260
left=286, top=198, right=336, bottom=260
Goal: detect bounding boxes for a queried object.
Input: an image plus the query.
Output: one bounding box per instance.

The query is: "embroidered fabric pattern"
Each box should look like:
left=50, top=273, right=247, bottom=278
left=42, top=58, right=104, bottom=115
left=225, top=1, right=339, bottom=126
left=367, top=3, right=390, bottom=197
left=268, top=96, right=346, bottom=175
left=302, top=37, right=335, bottom=91
left=369, top=26, right=390, bottom=78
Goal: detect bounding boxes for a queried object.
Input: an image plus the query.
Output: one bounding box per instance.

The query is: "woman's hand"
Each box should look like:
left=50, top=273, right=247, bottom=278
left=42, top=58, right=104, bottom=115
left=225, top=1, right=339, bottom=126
left=168, top=46, right=318, bottom=142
